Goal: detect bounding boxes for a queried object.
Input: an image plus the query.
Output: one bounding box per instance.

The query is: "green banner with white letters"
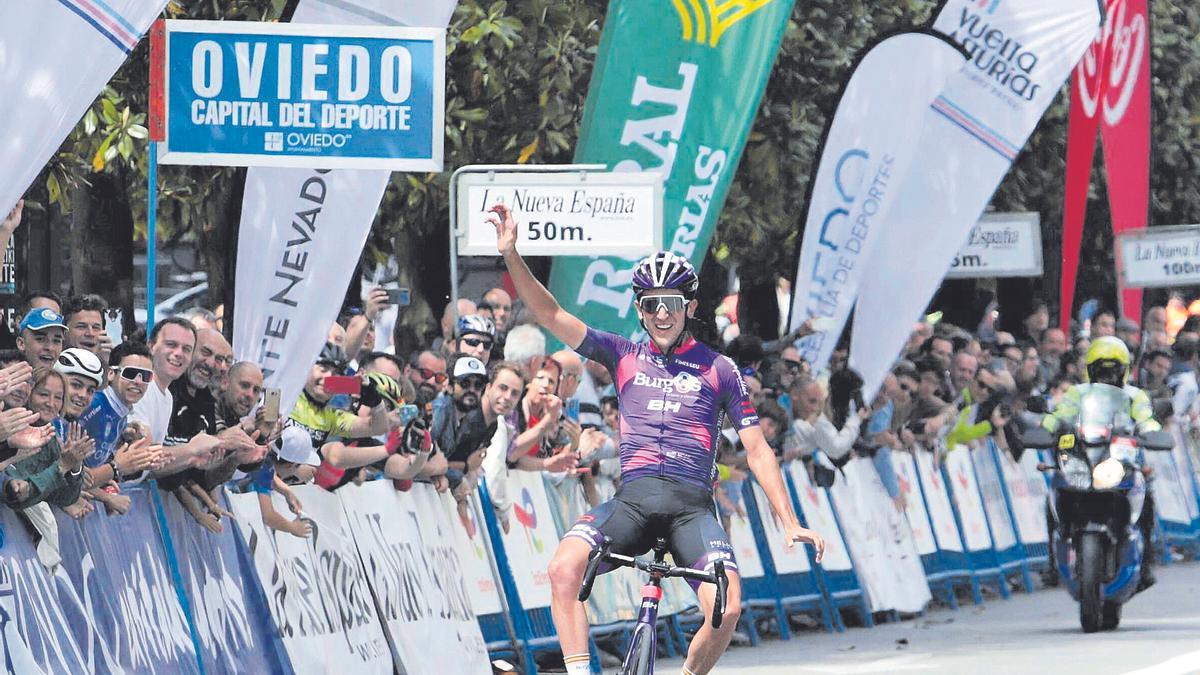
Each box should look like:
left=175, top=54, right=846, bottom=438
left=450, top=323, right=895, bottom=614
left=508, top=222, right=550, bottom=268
left=547, top=0, right=795, bottom=338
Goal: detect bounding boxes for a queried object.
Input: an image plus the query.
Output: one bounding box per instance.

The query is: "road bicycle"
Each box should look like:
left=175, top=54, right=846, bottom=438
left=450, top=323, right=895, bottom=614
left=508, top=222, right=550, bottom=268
left=577, top=536, right=728, bottom=675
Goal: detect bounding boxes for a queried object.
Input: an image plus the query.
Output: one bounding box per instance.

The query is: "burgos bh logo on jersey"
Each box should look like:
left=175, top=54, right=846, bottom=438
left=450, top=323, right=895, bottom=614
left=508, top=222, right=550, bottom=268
left=633, top=371, right=702, bottom=394
left=673, top=0, right=777, bottom=47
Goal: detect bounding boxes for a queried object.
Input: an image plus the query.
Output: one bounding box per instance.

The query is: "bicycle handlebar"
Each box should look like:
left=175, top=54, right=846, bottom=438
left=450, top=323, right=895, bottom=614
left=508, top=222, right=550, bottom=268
left=576, top=540, right=729, bottom=629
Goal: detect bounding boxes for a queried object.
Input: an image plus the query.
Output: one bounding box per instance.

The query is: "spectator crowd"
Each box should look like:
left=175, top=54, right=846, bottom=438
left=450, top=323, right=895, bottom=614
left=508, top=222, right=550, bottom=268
left=2, top=193, right=1195, bottom=602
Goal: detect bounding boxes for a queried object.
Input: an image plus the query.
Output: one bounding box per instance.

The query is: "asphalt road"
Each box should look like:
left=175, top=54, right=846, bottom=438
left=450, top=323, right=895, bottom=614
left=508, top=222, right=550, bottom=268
left=655, top=562, right=1200, bottom=674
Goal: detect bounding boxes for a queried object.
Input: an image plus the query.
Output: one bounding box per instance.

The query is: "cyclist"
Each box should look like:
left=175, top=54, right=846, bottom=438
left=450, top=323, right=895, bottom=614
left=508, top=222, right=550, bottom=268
left=1041, top=335, right=1161, bottom=589
left=488, top=204, right=824, bottom=675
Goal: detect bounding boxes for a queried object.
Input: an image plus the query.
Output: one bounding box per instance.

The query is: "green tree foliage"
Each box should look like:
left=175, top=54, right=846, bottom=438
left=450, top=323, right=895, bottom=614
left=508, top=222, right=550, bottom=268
left=26, top=0, right=1200, bottom=336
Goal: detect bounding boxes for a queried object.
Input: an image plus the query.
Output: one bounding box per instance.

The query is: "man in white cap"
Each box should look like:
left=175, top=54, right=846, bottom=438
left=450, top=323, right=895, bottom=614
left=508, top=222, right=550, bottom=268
left=242, top=426, right=318, bottom=538
left=429, top=356, right=492, bottom=490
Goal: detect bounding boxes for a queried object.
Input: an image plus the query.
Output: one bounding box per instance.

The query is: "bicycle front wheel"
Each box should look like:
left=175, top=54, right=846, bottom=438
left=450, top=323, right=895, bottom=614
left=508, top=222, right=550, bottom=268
left=620, top=622, right=657, bottom=675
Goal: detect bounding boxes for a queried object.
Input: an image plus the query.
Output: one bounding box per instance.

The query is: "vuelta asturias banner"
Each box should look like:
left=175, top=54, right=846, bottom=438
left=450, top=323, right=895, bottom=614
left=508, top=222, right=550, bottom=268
left=0, top=0, right=166, bottom=216
left=157, top=21, right=444, bottom=170
left=546, top=0, right=795, bottom=339
left=851, top=0, right=1102, bottom=398
left=232, top=0, right=458, bottom=418
left=1060, top=0, right=1151, bottom=328
left=787, top=32, right=966, bottom=372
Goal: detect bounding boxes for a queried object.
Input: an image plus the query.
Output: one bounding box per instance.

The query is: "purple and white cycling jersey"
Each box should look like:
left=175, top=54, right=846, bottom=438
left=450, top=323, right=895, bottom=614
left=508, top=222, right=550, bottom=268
left=576, top=327, right=759, bottom=491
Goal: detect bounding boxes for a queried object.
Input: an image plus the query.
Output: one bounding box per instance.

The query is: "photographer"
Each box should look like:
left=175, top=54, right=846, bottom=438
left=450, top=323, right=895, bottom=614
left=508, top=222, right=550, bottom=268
left=945, top=368, right=1020, bottom=457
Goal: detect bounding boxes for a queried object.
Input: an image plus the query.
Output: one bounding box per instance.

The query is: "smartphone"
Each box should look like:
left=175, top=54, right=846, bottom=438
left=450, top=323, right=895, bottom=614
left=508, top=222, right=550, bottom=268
left=324, top=376, right=362, bottom=396
left=386, top=288, right=411, bottom=306
left=564, top=398, right=580, bottom=422
left=105, top=308, right=124, bottom=346
left=397, top=404, right=419, bottom=426
left=262, top=388, right=282, bottom=424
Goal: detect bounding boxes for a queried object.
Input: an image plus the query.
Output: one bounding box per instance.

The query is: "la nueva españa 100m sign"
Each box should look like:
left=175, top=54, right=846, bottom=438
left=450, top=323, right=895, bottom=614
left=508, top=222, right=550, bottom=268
left=155, top=21, right=444, bottom=170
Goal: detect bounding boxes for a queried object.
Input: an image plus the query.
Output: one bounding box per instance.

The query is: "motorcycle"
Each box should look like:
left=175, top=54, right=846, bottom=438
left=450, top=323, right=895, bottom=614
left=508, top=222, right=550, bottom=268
left=1023, top=383, right=1174, bottom=633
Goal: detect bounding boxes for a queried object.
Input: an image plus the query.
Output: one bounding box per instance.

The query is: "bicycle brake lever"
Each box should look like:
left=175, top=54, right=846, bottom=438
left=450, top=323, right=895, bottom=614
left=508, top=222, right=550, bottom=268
left=712, top=560, right=727, bottom=629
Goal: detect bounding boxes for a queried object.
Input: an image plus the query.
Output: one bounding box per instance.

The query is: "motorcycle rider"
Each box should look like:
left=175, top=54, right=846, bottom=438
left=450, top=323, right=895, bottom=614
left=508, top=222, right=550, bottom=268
left=1041, top=336, right=1161, bottom=589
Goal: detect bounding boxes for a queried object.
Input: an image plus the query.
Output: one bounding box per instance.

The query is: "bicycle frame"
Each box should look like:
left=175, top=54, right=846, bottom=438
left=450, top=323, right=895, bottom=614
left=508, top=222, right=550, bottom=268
left=578, top=537, right=728, bottom=675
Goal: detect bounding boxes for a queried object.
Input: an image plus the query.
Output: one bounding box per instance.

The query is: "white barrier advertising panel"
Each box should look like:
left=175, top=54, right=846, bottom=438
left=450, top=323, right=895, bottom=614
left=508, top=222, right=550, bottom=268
left=228, top=489, right=392, bottom=675
left=945, top=447, right=992, bottom=552
left=971, top=446, right=1018, bottom=551
left=339, top=483, right=490, bottom=675
left=455, top=170, right=664, bottom=256
left=830, top=459, right=930, bottom=613
left=916, top=448, right=965, bottom=553
left=1006, top=448, right=1050, bottom=545
left=726, top=511, right=766, bottom=579
left=891, top=451, right=938, bottom=556
left=498, top=470, right=560, bottom=609
left=787, top=460, right=853, bottom=571
left=460, top=494, right=505, bottom=616
left=1170, top=441, right=1200, bottom=522
left=750, top=483, right=811, bottom=575
left=1146, top=449, right=1192, bottom=526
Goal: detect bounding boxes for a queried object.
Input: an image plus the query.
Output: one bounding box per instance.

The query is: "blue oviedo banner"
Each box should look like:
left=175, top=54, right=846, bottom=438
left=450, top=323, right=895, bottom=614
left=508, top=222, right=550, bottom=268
left=158, top=21, right=444, bottom=170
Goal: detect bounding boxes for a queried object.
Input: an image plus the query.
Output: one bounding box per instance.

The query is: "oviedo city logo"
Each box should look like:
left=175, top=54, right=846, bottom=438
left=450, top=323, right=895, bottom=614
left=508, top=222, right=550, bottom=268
left=1075, top=0, right=1146, bottom=125
left=671, top=0, right=777, bottom=47
left=513, top=487, right=546, bottom=554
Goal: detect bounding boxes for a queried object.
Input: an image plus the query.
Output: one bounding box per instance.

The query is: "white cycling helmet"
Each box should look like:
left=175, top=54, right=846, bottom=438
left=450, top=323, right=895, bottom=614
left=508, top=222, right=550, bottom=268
left=456, top=313, right=496, bottom=338
left=55, top=347, right=105, bottom=386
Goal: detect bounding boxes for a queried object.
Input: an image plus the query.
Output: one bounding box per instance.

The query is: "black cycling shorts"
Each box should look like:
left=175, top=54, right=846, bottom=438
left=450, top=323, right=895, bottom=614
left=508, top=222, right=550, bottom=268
left=564, top=475, right=737, bottom=586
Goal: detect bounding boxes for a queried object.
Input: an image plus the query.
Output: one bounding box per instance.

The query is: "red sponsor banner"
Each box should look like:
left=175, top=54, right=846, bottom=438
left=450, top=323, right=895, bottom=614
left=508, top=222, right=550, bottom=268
left=1060, top=0, right=1151, bottom=330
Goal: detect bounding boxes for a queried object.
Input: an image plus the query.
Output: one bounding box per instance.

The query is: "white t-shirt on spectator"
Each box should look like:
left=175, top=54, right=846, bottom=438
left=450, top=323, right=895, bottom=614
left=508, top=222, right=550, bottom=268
left=130, top=381, right=174, bottom=444
left=789, top=413, right=863, bottom=461
left=482, top=417, right=516, bottom=523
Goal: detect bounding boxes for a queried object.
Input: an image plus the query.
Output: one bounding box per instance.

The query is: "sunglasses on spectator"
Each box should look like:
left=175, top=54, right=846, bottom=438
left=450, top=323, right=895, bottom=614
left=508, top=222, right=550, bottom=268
left=898, top=383, right=913, bottom=393
left=417, top=367, right=448, bottom=384
left=456, top=376, right=487, bottom=391
left=461, top=337, right=493, bottom=349
left=116, top=366, right=153, bottom=383
left=976, top=379, right=995, bottom=395
left=783, top=360, right=804, bottom=372
left=637, top=295, right=687, bottom=315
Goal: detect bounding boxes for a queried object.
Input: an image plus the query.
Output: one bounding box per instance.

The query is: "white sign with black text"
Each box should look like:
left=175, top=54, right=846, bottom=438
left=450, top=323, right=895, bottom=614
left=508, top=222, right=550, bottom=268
left=1117, top=225, right=1200, bottom=288
left=456, top=170, right=663, bottom=256
left=944, top=212, right=1043, bottom=279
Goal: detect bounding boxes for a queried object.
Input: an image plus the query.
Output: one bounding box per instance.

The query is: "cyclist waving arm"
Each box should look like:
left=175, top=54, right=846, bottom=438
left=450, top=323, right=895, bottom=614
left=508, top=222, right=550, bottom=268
left=488, top=204, right=587, bottom=350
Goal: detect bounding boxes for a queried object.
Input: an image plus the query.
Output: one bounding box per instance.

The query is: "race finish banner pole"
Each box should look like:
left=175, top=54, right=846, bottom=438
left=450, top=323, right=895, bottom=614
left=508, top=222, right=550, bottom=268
left=148, top=19, right=167, bottom=334
left=545, top=0, right=795, bottom=343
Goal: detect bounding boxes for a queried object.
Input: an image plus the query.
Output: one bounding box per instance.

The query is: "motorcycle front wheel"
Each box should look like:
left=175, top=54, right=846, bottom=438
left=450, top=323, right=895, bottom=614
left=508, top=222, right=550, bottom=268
left=1078, top=532, right=1105, bottom=633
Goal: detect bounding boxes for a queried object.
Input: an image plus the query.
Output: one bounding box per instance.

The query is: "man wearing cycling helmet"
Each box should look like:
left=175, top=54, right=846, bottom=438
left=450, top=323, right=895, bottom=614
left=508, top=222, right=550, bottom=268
left=453, top=314, right=497, bottom=364
left=1042, top=335, right=1161, bottom=588
left=489, top=204, right=825, bottom=675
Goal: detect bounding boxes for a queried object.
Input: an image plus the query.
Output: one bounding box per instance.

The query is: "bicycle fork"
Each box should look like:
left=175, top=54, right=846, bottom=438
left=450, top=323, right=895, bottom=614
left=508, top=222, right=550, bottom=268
left=622, top=576, right=663, bottom=674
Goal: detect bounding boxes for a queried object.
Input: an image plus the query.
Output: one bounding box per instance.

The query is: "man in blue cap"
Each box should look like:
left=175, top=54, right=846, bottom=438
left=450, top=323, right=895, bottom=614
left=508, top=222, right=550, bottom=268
left=14, top=307, right=66, bottom=371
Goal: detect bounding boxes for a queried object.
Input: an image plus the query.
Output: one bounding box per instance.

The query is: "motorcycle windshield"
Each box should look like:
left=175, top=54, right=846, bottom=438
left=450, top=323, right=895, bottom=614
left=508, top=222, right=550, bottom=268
left=1076, top=384, right=1135, bottom=444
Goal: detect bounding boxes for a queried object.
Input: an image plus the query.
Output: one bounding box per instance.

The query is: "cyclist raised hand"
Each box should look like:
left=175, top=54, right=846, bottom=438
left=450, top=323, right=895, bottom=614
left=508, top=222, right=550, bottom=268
left=489, top=203, right=824, bottom=675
